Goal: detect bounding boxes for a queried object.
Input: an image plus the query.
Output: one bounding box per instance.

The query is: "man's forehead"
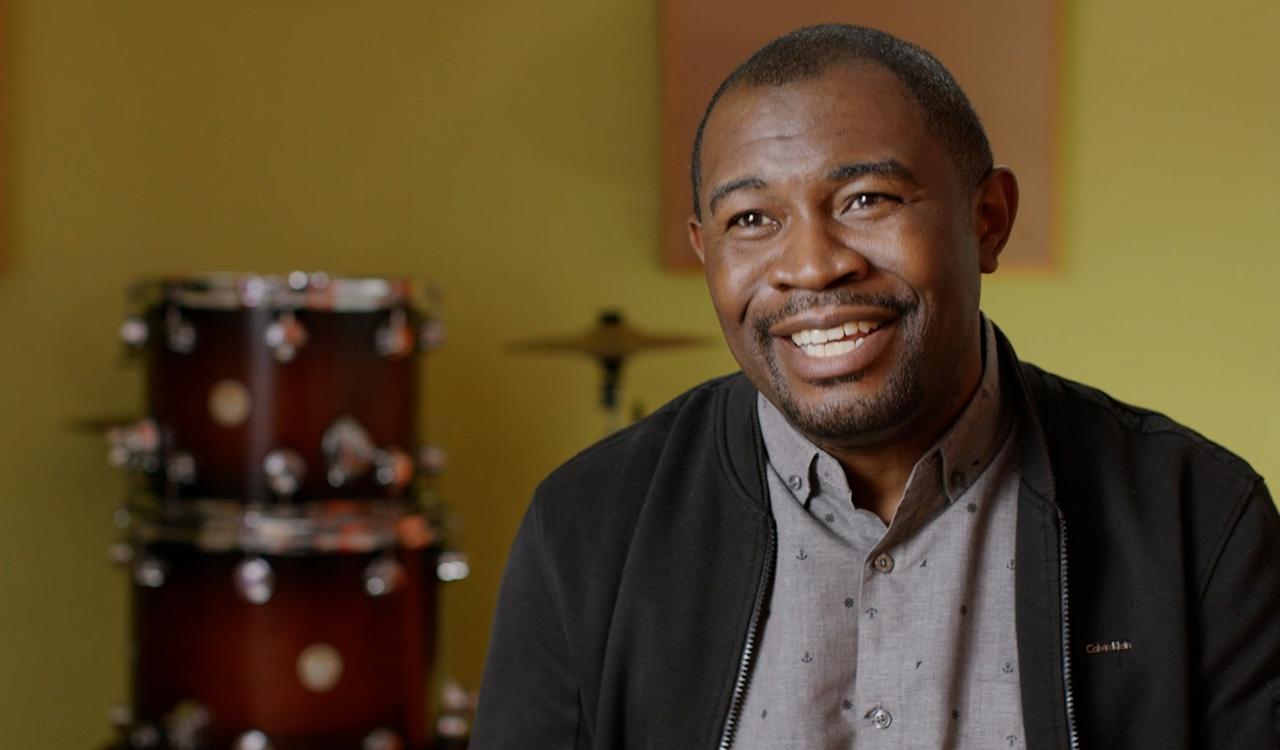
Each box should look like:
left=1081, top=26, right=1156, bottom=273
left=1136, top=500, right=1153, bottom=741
left=700, top=63, right=927, bottom=176
left=710, top=62, right=916, bottom=135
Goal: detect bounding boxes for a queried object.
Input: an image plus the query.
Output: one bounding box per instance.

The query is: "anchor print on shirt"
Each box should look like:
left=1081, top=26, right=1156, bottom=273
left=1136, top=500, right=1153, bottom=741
left=796, top=548, right=808, bottom=561
left=800, top=651, right=814, bottom=664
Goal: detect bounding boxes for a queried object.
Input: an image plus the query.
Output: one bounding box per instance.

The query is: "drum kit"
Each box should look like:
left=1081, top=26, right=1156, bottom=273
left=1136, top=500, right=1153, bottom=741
left=97, top=272, right=471, bottom=750
left=89, top=273, right=707, bottom=749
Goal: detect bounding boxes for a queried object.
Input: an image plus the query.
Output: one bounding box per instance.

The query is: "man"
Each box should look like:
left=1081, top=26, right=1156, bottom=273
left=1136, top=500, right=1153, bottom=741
left=472, top=25, right=1279, bottom=749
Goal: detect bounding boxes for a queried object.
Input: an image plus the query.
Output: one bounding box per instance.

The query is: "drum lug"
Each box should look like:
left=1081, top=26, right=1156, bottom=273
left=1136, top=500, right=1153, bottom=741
left=437, top=678, right=476, bottom=743
left=165, top=306, right=197, bottom=354
left=165, top=449, right=197, bottom=486
left=417, top=444, right=447, bottom=477
left=232, top=730, right=274, bottom=750
left=418, top=317, right=446, bottom=352
left=106, top=703, right=134, bottom=730
left=133, top=556, right=168, bottom=588
left=264, top=310, right=309, bottom=363
left=163, top=700, right=211, bottom=750
left=363, top=556, right=407, bottom=598
left=107, top=542, right=135, bottom=568
left=233, top=556, right=275, bottom=605
left=106, top=418, right=160, bottom=474
left=322, top=415, right=375, bottom=487
left=119, top=317, right=150, bottom=350
left=374, top=447, right=413, bottom=490
left=263, top=449, right=306, bottom=498
left=113, top=506, right=133, bottom=530
left=128, top=722, right=162, bottom=749
left=436, top=550, right=470, bottom=582
left=376, top=307, right=415, bottom=360
left=363, top=727, right=405, bottom=750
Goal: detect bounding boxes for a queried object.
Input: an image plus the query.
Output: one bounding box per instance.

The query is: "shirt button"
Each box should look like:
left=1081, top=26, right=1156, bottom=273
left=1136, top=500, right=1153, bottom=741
left=866, top=706, right=892, bottom=729
left=787, top=475, right=804, bottom=492
left=872, top=552, right=895, bottom=573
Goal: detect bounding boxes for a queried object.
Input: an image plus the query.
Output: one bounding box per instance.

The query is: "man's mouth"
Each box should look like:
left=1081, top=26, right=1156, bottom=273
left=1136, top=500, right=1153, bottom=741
left=788, top=320, right=883, bottom=358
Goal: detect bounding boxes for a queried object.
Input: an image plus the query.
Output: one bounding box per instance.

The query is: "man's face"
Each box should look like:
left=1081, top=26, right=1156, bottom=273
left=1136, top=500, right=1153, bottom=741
left=689, top=63, right=1009, bottom=447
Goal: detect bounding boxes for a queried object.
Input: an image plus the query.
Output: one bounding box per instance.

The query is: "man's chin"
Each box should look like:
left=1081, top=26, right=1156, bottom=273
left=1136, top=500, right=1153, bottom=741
left=767, top=373, right=922, bottom=446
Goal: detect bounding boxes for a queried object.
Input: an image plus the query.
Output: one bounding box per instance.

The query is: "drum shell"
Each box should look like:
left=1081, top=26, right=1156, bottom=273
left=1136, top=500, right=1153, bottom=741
left=130, top=542, right=438, bottom=749
left=143, top=305, right=418, bottom=502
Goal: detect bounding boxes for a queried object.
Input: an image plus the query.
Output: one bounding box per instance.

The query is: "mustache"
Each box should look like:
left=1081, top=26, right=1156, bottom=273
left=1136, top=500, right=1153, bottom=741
left=753, top=290, right=917, bottom=343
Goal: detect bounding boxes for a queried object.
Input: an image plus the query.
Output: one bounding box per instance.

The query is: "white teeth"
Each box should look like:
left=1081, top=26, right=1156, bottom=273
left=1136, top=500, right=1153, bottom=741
left=789, top=320, right=881, bottom=349
left=855, top=337, right=865, bottom=349
left=801, top=339, right=857, bottom=358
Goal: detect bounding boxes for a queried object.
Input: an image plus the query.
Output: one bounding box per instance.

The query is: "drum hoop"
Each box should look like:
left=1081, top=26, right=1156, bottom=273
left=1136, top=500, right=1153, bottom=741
left=128, top=499, right=438, bottom=555
left=127, top=272, right=435, bottom=313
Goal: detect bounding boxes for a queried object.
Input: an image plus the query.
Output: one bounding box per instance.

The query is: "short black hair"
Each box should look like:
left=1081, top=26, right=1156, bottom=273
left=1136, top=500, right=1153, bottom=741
left=690, top=24, right=993, bottom=220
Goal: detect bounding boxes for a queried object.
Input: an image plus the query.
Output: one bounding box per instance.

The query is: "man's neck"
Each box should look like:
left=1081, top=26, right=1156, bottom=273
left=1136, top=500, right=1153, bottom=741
left=820, top=342, right=986, bottom=525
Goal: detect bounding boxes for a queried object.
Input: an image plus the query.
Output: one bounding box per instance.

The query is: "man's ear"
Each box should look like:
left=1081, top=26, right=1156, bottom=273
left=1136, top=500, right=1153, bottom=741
left=972, top=167, right=1019, bottom=274
left=688, top=216, right=707, bottom=266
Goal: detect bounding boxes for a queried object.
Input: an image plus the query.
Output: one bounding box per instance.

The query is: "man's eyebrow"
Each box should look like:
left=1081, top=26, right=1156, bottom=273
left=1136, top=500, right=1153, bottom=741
left=707, top=176, right=766, bottom=216
left=706, top=161, right=918, bottom=216
left=826, top=160, right=919, bottom=184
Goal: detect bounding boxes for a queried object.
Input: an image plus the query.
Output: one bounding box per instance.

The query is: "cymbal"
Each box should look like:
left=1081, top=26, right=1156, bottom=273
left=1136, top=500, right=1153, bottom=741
left=508, top=311, right=711, bottom=361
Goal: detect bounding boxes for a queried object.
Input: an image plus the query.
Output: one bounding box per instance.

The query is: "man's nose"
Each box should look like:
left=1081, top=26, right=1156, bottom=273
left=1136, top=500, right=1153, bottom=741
left=767, top=217, right=870, bottom=291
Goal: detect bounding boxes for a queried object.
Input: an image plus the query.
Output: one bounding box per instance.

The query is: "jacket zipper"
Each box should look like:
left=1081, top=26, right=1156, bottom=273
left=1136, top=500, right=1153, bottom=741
left=717, top=421, right=777, bottom=750
left=1056, top=508, right=1080, bottom=750
left=716, top=523, right=775, bottom=750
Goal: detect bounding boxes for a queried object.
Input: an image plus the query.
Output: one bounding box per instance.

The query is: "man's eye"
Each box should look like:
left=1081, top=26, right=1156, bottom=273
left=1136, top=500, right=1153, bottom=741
left=729, top=211, right=771, bottom=230
left=848, top=193, right=895, bottom=210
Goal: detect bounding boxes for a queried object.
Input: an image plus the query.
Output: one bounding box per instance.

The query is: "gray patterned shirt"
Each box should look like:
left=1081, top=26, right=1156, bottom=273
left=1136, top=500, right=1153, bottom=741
left=735, top=320, right=1025, bottom=750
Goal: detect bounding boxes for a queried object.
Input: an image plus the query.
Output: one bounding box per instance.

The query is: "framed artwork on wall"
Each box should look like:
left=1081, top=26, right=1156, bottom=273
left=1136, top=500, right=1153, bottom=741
left=660, top=1, right=1060, bottom=272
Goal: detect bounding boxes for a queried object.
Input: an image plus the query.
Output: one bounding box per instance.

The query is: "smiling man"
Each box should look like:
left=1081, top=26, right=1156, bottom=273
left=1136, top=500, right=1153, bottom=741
left=472, top=25, right=1279, bottom=750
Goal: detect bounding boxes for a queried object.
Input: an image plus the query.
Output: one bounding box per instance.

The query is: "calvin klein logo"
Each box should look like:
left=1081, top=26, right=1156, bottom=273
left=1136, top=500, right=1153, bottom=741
left=1085, top=639, right=1133, bottom=655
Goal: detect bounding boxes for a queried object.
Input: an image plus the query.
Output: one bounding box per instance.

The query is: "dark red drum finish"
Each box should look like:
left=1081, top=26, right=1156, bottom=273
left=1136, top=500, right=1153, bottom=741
left=104, top=273, right=461, bottom=750
left=127, top=504, right=442, bottom=749
left=115, top=274, right=441, bottom=503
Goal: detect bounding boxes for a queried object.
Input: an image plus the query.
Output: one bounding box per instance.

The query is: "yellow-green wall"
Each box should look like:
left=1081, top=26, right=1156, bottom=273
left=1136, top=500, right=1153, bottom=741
left=0, top=1, right=1275, bottom=745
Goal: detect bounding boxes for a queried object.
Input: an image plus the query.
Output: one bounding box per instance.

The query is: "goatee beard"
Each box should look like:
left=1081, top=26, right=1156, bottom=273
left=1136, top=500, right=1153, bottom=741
left=752, top=290, right=923, bottom=444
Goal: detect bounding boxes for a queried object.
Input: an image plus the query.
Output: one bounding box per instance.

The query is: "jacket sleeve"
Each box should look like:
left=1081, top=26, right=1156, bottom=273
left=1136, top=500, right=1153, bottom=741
left=1195, top=480, right=1280, bottom=748
left=470, top=494, right=581, bottom=749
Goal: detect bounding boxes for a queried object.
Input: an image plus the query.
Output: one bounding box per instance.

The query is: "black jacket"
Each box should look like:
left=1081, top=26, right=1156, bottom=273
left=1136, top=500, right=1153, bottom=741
left=473, top=331, right=1280, bottom=749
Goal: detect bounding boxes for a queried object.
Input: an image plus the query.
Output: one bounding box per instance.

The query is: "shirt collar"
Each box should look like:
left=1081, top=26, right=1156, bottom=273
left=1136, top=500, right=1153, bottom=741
left=932, top=316, right=1010, bottom=502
